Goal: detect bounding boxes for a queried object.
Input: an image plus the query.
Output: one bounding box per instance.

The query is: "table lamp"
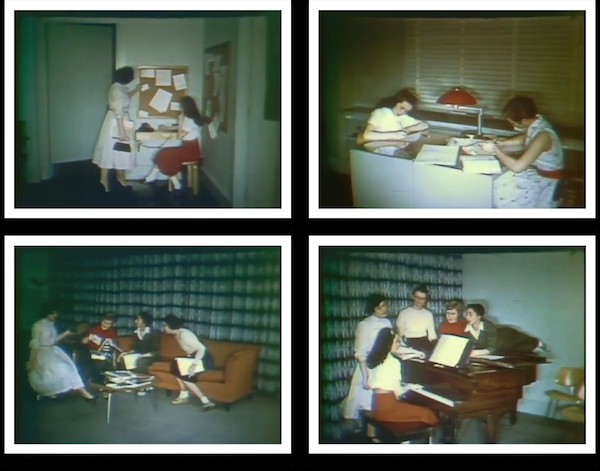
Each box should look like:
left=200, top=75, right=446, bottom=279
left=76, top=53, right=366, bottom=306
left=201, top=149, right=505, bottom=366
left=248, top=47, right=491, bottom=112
left=437, top=87, right=484, bottom=137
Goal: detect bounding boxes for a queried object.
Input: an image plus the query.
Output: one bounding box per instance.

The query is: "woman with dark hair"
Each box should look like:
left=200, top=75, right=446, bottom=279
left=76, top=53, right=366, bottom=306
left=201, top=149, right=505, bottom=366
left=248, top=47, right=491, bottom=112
left=465, top=303, right=549, bottom=357
left=487, top=95, right=564, bottom=208
left=365, top=328, right=438, bottom=441
left=341, top=293, right=393, bottom=423
left=27, top=306, right=95, bottom=400
left=117, top=311, right=160, bottom=373
left=162, top=314, right=216, bottom=410
left=357, top=87, right=429, bottom=144
left=438, top=299, right=468, bottom=337
left=143, top=96, right=212, bottom=190
left=92, top=66, right=140, bottom=192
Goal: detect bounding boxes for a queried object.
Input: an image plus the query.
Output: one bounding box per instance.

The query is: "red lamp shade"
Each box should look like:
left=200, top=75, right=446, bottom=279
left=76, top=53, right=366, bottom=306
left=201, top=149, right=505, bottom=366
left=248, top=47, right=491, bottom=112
left=438, top=88, right=477, bottom=106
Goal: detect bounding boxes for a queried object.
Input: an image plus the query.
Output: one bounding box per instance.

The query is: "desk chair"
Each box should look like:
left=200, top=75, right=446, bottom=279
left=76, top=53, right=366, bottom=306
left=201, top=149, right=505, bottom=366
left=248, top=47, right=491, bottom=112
left=544, top=367, right=584, bottom=417
left=559, top=381, right=585, bottom=423
left=361, top=410, right=435, bottom=444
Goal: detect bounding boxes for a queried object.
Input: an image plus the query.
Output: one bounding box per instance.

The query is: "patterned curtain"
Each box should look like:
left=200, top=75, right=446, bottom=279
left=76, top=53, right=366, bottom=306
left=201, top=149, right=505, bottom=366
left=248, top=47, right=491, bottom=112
left=48, top=248, right=280, bottom=395
left=320, top=249, right=462, bottom=442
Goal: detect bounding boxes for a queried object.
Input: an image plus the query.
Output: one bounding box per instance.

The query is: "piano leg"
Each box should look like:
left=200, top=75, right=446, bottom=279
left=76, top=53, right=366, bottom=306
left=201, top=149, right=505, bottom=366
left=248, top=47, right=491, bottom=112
left=484, top=413, right=502, bottom=443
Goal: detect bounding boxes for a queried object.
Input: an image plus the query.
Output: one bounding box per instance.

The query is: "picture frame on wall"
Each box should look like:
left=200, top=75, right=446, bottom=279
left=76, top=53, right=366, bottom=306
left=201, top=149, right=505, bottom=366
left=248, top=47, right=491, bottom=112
left=203, top=42, right=231, bottom=133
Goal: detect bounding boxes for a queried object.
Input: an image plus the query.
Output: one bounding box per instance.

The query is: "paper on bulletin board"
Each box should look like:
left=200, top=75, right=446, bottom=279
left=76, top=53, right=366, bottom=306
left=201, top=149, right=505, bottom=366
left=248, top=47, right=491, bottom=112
left=149, top=88, right=173, bottom=113
left=170, top=102, right=181, bottom=111
left=140, top=69, right=155, bottom=78
left=173, top=74, right=187, bottom=91
left=155, top=69, right=172, bottom=86
left=141, top=83, right=150, bottom=92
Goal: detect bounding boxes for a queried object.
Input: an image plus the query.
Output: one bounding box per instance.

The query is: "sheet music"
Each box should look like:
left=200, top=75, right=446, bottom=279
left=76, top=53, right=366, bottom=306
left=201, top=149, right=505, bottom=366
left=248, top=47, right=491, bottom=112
left=428, top=335, right=471, bottom=367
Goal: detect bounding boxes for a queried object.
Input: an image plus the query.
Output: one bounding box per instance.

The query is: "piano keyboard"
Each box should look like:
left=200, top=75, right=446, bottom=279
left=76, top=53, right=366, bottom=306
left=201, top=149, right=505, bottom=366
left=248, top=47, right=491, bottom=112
left=405, top=383, right=456, bottom=407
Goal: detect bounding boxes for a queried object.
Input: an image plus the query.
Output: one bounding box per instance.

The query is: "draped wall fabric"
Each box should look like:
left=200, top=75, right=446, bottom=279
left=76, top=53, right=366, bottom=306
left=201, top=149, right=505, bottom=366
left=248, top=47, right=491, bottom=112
left=49, top=248, right=281, bottom=394
left=320, top=250, right=462, bottom=442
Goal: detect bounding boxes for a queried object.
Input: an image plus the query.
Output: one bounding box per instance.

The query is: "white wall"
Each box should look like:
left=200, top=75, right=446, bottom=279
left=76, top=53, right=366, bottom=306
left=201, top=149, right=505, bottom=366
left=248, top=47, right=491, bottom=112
left=463, top=251, right=586, bottom=417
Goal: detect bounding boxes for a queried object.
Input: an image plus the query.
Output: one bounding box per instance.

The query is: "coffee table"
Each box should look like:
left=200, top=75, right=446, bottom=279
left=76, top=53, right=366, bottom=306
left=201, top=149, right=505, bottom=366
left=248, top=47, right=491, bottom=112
left=90, top=372, right=158, bottom=424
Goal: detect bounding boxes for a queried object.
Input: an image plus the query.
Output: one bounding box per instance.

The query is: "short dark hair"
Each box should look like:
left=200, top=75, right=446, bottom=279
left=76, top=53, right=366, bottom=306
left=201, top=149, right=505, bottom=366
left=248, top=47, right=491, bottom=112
left=466, top=303, right=486, bottom=318
left=365, top=293, right=387, bottom=314
left=114, top=66, right=134, bottom=85
left=412, top=284, right=429, bottom=296
left=138, top=311, right=153, bottom=326
left=446, top=299, right=465, bottom=314
left=367, top=328, right=396, bottom=369
left=102, top=313, right=117, bottom=323
left=376, top=87, right=420, bottom=109
left=503, top=96, right=538, bottom=122
left=164, top=314, right=184, bottom=330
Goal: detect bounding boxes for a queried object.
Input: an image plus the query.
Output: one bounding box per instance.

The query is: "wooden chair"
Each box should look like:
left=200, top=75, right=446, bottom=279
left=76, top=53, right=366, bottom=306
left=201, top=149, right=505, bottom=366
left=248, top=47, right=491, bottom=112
left=544, top=367, right=584, bottom=417
left=559, top=381, right=585, bottom=423
left=361, top=410, right=435, bottom=444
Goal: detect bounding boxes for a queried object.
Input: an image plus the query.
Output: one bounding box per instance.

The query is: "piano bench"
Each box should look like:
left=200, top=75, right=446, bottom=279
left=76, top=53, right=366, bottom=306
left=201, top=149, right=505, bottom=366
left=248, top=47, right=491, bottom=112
left=361, top=411, right=435, bottom=444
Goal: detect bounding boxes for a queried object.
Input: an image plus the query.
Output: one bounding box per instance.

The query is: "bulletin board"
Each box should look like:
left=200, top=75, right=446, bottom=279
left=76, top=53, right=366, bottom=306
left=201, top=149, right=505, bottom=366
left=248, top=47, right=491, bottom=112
left=137, top=66, right=189, bottom=119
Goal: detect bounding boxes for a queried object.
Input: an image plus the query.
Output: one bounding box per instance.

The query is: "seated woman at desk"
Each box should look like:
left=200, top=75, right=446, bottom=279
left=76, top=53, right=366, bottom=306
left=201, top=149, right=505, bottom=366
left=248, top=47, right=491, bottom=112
left=488, top=96, right=564, bottom=208
left=365, top=327, right=438, bottom=442
left=143, top=96, right=212, bottom=190
left=357, top=87, right=429, bottom=145
left=464, top=303, right=550, bottom=357
left=438, top=299, right=468, bottom=337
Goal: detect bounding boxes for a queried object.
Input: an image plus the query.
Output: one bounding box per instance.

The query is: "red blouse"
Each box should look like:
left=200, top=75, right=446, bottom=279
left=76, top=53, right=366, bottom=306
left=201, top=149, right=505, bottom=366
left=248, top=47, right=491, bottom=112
left=438, top=319, right=468, bottom=337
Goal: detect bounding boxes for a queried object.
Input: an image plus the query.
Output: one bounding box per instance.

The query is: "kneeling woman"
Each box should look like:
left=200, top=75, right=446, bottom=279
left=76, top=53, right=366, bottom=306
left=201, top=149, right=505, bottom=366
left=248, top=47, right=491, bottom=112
left=163, top=314, right=216, bottom=410
left=367, top=328, right=438, bottom=436
left=144, top=96, right=212, bottom=189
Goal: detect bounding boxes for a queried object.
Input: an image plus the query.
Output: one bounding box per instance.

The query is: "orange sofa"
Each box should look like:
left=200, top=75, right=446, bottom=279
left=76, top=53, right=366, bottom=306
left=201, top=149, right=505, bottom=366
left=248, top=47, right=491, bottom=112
left=118, top=333, right=262, bottom=411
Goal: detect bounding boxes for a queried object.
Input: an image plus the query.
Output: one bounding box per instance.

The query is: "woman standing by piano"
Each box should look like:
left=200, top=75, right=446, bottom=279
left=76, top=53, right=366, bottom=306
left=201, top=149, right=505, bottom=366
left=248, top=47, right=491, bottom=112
left=341, top=294, right=393, bottom=425
left=465, top=303, right=550, bottom=356
left=366, top=327, right=438, bottom=440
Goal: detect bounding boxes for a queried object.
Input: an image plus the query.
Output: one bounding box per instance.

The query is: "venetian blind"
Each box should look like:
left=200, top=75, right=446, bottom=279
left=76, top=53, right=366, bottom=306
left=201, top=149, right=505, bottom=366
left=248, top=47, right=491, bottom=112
left=403, top=16, right=584, bottom=128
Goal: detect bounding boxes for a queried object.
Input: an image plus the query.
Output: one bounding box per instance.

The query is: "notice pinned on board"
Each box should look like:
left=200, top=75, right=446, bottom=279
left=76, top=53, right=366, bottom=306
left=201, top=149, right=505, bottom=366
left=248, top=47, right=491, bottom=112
left=173, top=74, right=187, bottom=91
left=155, top=69, right=172, bottom=86
left=170, top=102, right=181, bottom=111
left=149, top=88, right=173, bottom=113
left=141, top=83, right=150, bottom=92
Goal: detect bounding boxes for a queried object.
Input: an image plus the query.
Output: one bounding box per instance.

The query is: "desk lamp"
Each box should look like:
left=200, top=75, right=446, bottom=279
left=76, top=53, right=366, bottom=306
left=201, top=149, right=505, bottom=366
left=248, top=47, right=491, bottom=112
left=437, top=87, right=484, bottom=137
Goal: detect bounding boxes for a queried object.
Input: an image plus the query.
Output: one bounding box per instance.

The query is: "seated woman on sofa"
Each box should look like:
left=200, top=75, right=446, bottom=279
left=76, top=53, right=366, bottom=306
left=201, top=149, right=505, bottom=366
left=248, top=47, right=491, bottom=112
left=163, top=314, right=216, bottom=410
left=117, top=311, right=161, bottom=373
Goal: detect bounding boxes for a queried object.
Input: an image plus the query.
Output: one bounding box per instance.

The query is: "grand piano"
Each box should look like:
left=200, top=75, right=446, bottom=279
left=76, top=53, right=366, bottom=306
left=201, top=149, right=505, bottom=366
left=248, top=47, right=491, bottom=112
left=400, top=354, right=549, bottom=443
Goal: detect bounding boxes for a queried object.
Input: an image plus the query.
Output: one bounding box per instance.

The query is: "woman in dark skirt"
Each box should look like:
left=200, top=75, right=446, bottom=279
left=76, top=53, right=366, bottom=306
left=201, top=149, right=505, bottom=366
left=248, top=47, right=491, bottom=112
left=163, top=314, right=216, bottom=410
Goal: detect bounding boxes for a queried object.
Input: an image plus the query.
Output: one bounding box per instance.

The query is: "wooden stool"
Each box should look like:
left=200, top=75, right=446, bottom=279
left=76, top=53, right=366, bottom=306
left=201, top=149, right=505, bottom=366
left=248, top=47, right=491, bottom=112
left=362, top=410, right=435, bottom=444
left=183, top=161, right=200, bottom=196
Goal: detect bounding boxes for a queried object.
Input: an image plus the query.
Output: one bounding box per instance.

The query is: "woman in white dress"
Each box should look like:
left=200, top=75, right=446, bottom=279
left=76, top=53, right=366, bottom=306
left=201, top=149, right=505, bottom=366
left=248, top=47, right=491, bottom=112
left=490, top=96, right=564, bottom=208
left=92, top=66, right=139, bottom=192
left=341, top=294, right=393, bottom=424
left=27, top=308, right=95, bottom=400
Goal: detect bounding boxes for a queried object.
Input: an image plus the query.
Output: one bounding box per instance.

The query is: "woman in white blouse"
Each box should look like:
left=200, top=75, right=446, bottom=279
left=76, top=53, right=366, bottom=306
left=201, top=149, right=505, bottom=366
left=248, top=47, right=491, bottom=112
left=27, top=307, right=95, bottom=400
left=144, top=96, right=212, bottom=190
left=163, top=314, right=216, bottom=410
left=366, top=328, right=438, bottom=441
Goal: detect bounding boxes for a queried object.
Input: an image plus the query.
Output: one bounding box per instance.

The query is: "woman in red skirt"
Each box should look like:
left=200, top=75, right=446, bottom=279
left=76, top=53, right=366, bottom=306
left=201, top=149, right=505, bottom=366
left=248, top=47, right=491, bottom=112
left=144, top=96, right=212, bottom=189
left=366, top=328, right=439, bottom=441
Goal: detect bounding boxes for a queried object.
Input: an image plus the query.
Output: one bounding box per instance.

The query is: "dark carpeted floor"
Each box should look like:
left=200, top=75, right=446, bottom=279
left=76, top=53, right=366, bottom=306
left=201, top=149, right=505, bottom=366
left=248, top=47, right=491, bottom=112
left=16, top=160, right=227, bottom=208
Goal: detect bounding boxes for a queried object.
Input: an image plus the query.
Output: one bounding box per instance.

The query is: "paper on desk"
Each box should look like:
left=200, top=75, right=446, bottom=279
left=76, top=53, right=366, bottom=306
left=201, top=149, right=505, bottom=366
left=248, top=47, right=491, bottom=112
left=149, top=88, right=173, bottom=113
left=414, top=144, right=458, bottom=166
left=155, top=69, right=172, bottom=86
left=140, top=69, right=155, bottom=78
left=447, top=137, right=480, bottom=146
left=173, top=74, right=187, bottom=91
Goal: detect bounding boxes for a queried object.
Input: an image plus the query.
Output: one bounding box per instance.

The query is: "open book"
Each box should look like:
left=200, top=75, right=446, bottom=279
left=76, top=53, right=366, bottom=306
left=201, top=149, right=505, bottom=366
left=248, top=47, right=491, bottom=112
left=414, top=144, right=459, bottom=166
left=460, top=155, right=502, bottom=174
left=121, top=352, right=143, bottom=370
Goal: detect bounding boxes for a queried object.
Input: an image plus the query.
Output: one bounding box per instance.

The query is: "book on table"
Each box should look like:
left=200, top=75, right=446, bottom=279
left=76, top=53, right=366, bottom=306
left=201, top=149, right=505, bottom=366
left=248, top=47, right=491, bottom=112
left=460, top=155, right=502, bottom=174
left=414, top=144, right=459, bottom=166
